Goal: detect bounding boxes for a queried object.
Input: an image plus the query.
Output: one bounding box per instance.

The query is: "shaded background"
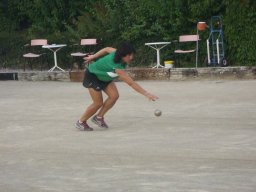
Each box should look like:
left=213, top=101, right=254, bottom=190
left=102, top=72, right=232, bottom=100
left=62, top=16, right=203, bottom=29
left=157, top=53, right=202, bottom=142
left=0, top=0, right=255, bottom=70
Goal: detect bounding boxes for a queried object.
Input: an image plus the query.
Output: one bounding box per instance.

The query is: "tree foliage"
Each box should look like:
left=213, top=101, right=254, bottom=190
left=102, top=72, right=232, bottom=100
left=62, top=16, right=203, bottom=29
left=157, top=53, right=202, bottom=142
left=0, top=0, right=255, bottom=69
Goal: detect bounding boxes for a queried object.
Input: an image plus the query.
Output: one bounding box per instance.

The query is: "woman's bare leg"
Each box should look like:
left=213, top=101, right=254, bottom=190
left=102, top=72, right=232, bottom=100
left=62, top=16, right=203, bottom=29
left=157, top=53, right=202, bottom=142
left=79, top=88, right=103, bottom=122
left=97, top=82, right=119, bottom=117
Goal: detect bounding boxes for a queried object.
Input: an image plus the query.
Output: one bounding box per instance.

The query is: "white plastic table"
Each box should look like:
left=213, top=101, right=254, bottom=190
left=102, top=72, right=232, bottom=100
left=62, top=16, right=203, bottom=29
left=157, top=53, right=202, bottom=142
left=42, top=44, right=66, bottom=72
left=145, top=42, right=171, bottom=68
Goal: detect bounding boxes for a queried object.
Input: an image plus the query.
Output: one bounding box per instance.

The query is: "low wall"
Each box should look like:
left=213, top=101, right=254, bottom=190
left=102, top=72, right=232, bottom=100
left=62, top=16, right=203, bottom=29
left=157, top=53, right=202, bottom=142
left=10, top=66, right=256, bottom=81
left=70, top=66, right=256, bottom=82
left=18, top=71, right=70, bottom=81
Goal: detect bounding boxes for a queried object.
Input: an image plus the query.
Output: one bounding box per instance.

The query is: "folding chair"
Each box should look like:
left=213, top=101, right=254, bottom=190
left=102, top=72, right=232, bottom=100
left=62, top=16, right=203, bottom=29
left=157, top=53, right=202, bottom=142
left=70, top=38, right=97, bottom=70
left=173, top=35, right=199, bottom=68
left=23, top=39, right=48, bottom=71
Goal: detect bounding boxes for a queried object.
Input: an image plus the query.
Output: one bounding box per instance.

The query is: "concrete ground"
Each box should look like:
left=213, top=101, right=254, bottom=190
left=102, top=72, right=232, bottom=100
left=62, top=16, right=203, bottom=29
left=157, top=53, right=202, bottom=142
left=0, top=80, right=256, bottom=192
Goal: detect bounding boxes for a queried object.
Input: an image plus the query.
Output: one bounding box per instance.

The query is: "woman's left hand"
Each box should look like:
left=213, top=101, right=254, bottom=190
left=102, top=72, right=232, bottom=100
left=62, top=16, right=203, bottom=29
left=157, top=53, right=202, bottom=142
left=83, top=54, right=94, bottom=64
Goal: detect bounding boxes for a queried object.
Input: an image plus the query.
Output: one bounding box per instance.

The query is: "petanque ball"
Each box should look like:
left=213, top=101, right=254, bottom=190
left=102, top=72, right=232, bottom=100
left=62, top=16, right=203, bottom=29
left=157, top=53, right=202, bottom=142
left=154, top=109, right=162, bottom=117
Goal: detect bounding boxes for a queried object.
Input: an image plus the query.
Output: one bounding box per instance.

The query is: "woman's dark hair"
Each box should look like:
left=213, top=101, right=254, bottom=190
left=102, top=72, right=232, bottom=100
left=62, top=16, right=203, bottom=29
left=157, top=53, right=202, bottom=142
left=114, top=42, right=135, bottom=63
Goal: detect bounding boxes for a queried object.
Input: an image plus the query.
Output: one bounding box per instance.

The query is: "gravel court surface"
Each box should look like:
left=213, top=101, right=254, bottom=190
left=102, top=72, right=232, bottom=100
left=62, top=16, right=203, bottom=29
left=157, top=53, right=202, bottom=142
left=0, top=80, right=256, bottom=192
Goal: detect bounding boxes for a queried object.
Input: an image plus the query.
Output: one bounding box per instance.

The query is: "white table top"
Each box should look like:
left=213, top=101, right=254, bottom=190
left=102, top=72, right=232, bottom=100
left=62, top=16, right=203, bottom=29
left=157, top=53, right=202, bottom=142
left=145, top=42, right=171, bottom=46
left=42, top=44, right=67, bottom=48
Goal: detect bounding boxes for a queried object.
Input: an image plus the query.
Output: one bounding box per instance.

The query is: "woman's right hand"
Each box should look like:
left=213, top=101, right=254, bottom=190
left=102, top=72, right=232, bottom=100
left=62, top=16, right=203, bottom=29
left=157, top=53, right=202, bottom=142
left=145, top=92, right=159, bottom=101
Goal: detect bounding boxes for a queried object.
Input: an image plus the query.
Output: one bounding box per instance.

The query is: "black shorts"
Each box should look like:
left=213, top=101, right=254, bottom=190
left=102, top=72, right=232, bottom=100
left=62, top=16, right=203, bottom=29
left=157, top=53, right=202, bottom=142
left=83, top=68, right=112, bottom=91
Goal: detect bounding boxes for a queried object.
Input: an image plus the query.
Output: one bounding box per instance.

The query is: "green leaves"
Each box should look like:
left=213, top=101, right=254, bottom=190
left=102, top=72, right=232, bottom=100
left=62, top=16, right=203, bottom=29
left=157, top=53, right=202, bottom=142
left=0, top=0, right=255, bottom=68
left=223, top=0, right=256, bottom=65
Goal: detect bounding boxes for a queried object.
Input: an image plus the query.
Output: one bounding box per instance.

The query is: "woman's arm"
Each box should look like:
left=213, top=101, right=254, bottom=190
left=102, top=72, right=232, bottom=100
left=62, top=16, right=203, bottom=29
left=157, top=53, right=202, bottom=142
left=84, top=47, right=116, bottom=63
left=116, top=69, right=158, bottom=101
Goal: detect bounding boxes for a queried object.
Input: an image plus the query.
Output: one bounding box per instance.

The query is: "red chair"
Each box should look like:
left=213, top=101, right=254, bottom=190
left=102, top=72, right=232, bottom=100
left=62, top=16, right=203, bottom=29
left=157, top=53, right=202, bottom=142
left=23, top=39, right=48, bottom=71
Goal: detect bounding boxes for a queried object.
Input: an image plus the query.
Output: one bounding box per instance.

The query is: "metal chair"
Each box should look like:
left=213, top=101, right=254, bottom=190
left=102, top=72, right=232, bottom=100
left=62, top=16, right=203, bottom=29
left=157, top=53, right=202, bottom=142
left=70, top=38, right=97, bottom=70
left=173, top=35, right=199, bottom=68
left=23, top=39, right=48, bottom=71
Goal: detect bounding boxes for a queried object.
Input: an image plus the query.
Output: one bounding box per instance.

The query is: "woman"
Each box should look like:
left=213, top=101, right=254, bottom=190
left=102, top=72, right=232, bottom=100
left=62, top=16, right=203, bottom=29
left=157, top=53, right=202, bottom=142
left=76, top=42, right=158, bottom=131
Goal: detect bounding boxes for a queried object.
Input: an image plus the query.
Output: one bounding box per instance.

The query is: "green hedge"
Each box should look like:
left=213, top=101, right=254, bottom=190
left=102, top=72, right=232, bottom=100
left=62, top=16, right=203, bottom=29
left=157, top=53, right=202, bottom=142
left=0, top=0, right=255, bottom=69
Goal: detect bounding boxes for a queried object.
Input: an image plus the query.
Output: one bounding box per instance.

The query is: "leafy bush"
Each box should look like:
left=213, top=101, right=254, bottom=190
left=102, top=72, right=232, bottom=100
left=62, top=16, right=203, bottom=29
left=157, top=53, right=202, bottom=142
left=0, top=0, right=255, bottom=69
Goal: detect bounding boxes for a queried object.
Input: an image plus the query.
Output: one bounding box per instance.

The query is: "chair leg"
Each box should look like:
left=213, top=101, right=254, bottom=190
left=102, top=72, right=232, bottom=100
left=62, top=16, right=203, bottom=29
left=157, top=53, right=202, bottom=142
left=70, top=57, right=74, bottom=71
left=29, top=59, right=33, bottom=70
left=173, top=53, right=177, bottom=68
left=40, top=55, right=45, bottom=71
left=79, top=59, right=83, bottom=70
left=23, top=61, right=26, bottom=71
left=177, top=54, right=180, bottom=68
left=70, top=57, right=83, bottom=71
left=41, top=54, right=47, bottom=71
left=174, top=53, right=180, bottom=68
left=46, top=56, right=51, bottom=70
left=40, top=58, right=43, bottom=71
left=177, top=54, right=181, bottom=68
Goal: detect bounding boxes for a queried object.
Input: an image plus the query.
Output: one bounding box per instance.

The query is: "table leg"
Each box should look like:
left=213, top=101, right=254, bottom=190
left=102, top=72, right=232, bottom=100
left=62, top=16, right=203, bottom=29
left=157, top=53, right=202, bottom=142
left=196, top=29, right=199, bottom=68
left=48, top=66, right=65, bottom=72
left=153, top=49, right=164, bottom=68
left=48, top=51, right=65, bottom=72
left=54, top=51, right=57, bottom=67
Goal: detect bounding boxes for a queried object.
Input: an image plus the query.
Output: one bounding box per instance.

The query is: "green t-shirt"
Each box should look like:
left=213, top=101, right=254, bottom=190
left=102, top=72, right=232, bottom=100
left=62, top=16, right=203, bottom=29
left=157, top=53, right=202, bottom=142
left=88, top=52, right=126, bottom=82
